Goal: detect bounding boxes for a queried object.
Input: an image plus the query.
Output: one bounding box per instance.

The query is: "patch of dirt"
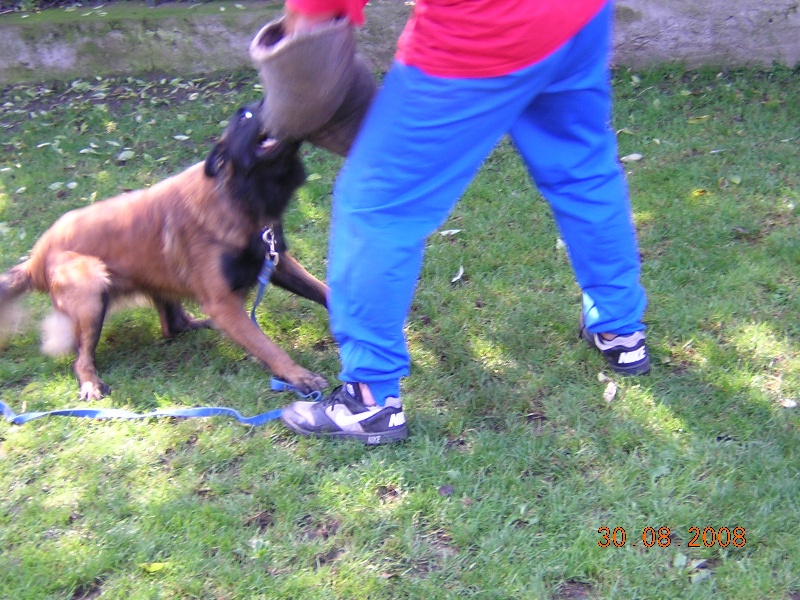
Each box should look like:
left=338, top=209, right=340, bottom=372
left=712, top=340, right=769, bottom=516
left=554, top=580, right=595, bottom=599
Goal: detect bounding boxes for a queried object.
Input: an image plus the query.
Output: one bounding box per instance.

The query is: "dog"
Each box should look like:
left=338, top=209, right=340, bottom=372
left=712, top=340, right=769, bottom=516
left=0, top=101, right=329, bottom=400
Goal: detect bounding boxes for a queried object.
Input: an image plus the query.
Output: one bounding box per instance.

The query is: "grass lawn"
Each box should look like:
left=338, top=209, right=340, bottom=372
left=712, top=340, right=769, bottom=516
left=1, top=63, right=799, bottom=599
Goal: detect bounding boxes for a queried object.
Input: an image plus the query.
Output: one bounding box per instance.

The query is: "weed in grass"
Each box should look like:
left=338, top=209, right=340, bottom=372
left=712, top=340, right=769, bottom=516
left=1, top=65, right=800, bottom=598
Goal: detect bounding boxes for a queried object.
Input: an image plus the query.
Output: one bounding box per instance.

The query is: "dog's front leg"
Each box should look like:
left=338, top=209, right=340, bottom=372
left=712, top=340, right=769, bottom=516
left=202, top=297, right=328, bottom=394
left=270, top=253, right=329, bottom=308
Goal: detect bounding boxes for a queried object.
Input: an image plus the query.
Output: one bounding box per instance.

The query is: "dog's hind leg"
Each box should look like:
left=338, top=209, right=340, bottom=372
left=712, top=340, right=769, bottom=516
left=154, top=299, right=212, bottom=338
left=47, top=252, right=112, bottom=400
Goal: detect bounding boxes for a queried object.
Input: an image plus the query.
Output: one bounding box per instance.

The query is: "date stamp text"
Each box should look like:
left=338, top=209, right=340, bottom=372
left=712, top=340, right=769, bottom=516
left=598, top=526, right=746, bottom=548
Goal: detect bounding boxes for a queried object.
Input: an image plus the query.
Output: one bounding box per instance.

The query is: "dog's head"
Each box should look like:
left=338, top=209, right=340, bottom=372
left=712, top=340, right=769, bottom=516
left=204, top=101, right=304, bottom=182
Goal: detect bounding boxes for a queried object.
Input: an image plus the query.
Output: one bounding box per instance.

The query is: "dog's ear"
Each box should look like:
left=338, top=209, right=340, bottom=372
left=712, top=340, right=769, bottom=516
left=204, top=141, right=227, bottom=178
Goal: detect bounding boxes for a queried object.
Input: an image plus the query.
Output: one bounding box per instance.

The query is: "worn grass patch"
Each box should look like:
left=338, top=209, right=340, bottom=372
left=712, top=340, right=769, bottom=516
left=1, top=64, right=800, bottom=598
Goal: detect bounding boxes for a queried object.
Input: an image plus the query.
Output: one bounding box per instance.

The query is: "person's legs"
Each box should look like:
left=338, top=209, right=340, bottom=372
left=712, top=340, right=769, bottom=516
left=327, top=62, right=543, bottom=404
left=512, top=3, right=646, bottom=335
left=508, top=2, right=649, bottom=373
left=282, top=53, right=583, bottom=442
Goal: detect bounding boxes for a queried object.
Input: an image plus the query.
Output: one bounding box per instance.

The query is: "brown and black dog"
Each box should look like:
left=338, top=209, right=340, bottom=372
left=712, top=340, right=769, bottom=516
left=0, top=101, right=329, bottom=400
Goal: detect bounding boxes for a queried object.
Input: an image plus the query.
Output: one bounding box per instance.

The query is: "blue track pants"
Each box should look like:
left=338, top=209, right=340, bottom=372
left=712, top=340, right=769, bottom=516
left=328, top=2, right=647, bottom=404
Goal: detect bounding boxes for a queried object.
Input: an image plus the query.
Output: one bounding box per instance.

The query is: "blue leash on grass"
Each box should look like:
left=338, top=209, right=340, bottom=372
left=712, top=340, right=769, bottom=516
left=0, top=378, right=321, bottom=427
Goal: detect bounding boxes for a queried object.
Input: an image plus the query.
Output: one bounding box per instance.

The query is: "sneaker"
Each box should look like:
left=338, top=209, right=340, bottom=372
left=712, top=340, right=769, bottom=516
left=280, top=382, right=408, bottom=445
left=579, top=314, right=651, bottom=376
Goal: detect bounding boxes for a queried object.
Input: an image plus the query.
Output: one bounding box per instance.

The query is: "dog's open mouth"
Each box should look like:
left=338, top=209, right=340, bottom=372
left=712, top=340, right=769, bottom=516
left=257, top=132, right=281, bottom=155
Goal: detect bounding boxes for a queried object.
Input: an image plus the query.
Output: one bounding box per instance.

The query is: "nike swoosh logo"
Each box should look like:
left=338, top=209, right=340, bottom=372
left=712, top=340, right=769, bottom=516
left=326, top=406, right=381, bottom=427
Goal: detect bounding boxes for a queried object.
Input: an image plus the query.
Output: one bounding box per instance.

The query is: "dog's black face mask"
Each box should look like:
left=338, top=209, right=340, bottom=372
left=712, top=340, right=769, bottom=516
left=204, top=101, right=303, bottom=179
left=203, top=101, right=307, bottom=222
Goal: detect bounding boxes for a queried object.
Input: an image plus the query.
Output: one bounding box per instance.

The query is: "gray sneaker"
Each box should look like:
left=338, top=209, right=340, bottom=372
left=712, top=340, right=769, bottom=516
left=579, top=314, right=651, bottom=376
left=281, top=383, right=408, bottom=445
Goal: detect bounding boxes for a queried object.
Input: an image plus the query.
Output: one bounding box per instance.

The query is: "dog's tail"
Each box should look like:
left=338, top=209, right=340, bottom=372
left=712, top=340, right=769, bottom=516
left=0, top=262, right=34, bottom=343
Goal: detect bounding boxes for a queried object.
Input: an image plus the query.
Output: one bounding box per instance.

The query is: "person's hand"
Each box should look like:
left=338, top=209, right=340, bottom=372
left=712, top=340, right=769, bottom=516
left=284, top=7, right=340, bottom=35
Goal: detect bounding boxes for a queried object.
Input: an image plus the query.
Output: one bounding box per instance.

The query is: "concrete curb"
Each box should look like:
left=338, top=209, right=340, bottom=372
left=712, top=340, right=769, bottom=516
left=1, top=0, right=798, bottom=85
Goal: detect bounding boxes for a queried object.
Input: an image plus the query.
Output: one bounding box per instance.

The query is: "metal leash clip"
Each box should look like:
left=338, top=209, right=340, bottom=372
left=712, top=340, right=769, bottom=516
left=262, top=227, right=280, bottom=266
left=250, top=227, right=279, bottom=324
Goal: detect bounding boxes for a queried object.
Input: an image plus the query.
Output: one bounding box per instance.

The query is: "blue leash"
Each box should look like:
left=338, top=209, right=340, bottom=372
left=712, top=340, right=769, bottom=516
left=1, top=378, right=321, bottom=427
left=250, top=257, right=275, bottom=324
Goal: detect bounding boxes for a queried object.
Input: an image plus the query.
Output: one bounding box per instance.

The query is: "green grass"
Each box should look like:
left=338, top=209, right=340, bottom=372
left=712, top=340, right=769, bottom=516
left=1, top=64, right=799, bottom=598
left=1, top=0, right=280, bottom=22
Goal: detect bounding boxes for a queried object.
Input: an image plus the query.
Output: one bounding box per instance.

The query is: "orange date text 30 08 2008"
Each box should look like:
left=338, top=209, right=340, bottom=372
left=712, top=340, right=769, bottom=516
left=598, top=526, right=746, bottom=548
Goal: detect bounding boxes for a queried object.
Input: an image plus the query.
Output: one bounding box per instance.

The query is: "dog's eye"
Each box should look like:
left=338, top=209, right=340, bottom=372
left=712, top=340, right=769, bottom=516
left=239, top=109, right=253, bottom=121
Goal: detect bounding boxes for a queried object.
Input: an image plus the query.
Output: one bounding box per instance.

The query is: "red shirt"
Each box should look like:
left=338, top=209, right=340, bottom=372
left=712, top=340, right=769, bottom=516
left=286, top=0, right=606, bottom=78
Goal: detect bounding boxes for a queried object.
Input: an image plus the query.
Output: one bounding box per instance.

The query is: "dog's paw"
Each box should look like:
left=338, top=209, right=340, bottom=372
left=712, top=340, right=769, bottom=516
left=167, top=316, right=213, bottom=337
left=285, top=369, right=328, bottom=395
left=80, top=380, right=109, bottom=401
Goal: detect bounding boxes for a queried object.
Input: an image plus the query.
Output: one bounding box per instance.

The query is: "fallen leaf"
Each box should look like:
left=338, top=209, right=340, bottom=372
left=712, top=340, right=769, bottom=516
left=690, top=569, right=712, bottom=584
left=673, top=553, right=688, bottom=569
left=451, top=265, right=464, bottom=284
left=440, top=229, right=461, bottom=236
left=688, top=559, right=708, bottom=571
left=687, top=115, right=711, bottom=124
left=602, top=381, right=617, bottom=403
left=116, top=150, right=135, bottom=161
left=173, top=135, right=190, bottom=141
left=620, top=153, right=643, bottom=163
left=692, top=189, right=709, bottom=197
left=438, top=485, right=455, bottom=497
left=139, top=562, right=169, bottom=573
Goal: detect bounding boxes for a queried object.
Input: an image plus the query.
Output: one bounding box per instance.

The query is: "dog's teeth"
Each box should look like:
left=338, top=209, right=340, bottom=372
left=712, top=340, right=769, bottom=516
left=260, top=138, right=278, bottom=150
